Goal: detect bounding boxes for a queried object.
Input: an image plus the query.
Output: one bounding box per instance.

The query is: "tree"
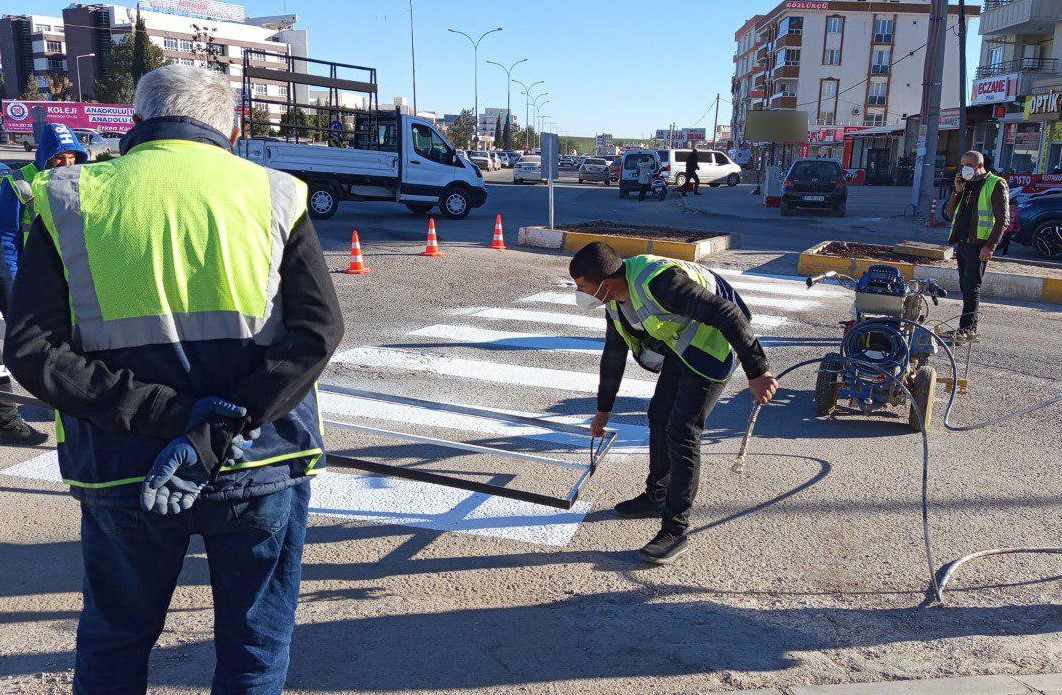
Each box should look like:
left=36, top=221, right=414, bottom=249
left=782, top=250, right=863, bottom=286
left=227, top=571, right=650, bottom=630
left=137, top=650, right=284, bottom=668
left=46, top=72, right=73, bottom=101
left=493, top=115, right=502, bottom=147
left=279, top=107, right=310, bottom=139
left=247, top=105, right=275, bottom=137
left=503, top=117, right=511, bottom=150
left=94, top=32, right=167, bottom=102
left=131, top=9, right=150, bottom=83
left=513, top=125, right=537, bottom=151
left=19, top=75, right=41, bottom=100
left=447, top=109, right=475, bottom=149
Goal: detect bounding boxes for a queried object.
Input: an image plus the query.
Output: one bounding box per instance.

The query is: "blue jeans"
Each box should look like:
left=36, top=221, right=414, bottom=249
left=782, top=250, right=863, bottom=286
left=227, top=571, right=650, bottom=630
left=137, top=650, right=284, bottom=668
left=73, top=481, right=311, bottom=695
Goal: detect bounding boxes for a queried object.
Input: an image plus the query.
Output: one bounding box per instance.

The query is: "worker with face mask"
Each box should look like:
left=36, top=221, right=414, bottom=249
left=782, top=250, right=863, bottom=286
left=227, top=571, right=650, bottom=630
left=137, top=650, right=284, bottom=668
left=943, top=150, right=1009, bottom=342
left=570, top=242, right=777, bottom=564
left=0, top=123, right=88, bottom=446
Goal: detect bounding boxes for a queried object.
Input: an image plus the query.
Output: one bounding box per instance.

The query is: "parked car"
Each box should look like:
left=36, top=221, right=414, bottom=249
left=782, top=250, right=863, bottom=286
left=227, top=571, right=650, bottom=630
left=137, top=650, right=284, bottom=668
left=780, top=158, right=847, bottom=217
left=577, top=157, right=612, bottom=185
left=656, top=148, right=742, bottom=187
left=607, top=155, right=621, bottom=182
left=618, top=149, right=661, bottom=198
left=1012, top=194, right=1062, bottom=259
left=72, top=129, right=110, bottom=161
left=99, top=131, right=124, bottom=155
left=513, top=155, right=543, bottom=184
left=468, top=150, right=492, bottom=171
left=488, top=151, right=502, bottom=170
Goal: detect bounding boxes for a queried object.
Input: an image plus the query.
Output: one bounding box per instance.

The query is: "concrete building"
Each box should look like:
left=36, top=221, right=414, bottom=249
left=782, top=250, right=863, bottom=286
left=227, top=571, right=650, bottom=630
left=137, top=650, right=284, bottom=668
left=0, top=14, right=67, bottom=99
left=595, top=132, right=614, bottom=154
left=477, top=107, right=518, bottom=140
left=731, top=0, right=976, bottom=171
left=971, top=0, right=1062, bottom=172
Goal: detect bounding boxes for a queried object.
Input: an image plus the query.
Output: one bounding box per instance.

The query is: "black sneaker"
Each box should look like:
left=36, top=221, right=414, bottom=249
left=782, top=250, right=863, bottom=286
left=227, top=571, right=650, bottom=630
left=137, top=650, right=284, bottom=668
left=614, top=492, right=664, bottom=518
left=639, top=530, right=689, bottom=565
left=0, top=417, right=49, bottom=446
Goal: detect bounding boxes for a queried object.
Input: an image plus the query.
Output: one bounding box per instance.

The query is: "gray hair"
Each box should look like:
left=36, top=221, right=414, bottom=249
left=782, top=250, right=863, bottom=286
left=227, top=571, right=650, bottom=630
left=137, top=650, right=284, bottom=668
left=962, top=150, right=985, bottom=165
left=134, top=64, right=236, bottom=136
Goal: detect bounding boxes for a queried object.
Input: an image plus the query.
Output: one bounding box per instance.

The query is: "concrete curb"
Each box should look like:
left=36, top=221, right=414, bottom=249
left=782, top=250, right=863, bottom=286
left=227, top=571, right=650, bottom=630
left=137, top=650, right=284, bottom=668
left=517, top=225, right=737, bottom=262
left=797, top=241, right=1062, bottom=305
left=728, top=672, right=1062, bottom=694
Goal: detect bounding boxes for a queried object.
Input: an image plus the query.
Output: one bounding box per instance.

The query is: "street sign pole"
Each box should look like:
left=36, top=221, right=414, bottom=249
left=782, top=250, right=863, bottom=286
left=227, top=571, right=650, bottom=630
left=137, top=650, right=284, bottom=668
left=542, top=132, right=559, bottom=229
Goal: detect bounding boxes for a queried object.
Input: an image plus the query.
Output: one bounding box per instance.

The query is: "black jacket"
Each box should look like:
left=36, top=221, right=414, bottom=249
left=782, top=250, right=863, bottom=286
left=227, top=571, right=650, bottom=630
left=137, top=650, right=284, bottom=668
left=685, top=150, right=700, bottom=173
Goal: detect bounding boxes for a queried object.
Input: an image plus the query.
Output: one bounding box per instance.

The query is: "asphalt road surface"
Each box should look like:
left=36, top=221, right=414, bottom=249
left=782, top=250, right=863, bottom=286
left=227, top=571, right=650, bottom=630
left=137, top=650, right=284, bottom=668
left=1, top=166, right=1059, bottom=694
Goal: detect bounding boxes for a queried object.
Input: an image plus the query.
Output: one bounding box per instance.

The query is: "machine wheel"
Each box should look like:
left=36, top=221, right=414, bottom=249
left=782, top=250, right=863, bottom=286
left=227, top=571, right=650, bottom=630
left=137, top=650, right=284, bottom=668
left=1032, top=221, right=1062, bottom=259
left=909, top=365, right=937, bottom=431
left=815, top=352, right=843, bottom=416
left=675, top=173, right=688, bottom=188
left=23, top=142, right=33, bottom=152
left=307, top=183, right=339, bottom=220
left=405, top=202, right=433, bottom=215
left=578, top=178, right=584, bottom=184
left=726, top=173, right=740, bottom=187
left=439, top=186, right=472, bottom=219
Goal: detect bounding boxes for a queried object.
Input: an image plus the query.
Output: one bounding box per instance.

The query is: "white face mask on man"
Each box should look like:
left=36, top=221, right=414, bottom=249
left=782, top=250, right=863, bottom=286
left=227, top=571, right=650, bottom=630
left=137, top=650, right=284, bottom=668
left=575, top=283, right=610, bottom=312
left=961, top=165, right=978, bottom=181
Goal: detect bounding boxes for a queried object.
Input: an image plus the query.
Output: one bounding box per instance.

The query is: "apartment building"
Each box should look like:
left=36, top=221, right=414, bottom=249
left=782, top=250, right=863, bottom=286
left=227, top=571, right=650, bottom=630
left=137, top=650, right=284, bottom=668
left=477, top=107, right=518, bottom=139
left=971, top=0, right=1062, bottom=172
left=0, top=14, right=68, bottom=98
left=731, top=1, right=975, bottom=165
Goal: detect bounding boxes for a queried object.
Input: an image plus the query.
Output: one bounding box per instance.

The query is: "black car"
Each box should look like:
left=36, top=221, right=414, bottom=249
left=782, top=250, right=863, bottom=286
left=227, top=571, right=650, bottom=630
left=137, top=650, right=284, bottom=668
left=1012, top=194, right=1062, bottom=259
left=780, top=158, right=847, bottom=217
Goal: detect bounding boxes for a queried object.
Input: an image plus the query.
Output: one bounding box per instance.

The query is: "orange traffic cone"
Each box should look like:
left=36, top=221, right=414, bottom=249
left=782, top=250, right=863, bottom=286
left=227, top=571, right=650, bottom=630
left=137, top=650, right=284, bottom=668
left=421, top=218, right=444, bottom=257
left=341, top=230, right=372, bottom=274
left=488, top=213, right=507, bottom=250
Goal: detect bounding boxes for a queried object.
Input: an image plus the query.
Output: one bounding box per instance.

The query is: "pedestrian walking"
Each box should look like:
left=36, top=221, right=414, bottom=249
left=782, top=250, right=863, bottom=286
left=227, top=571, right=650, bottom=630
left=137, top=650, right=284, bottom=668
left=943, top=150, right=1009, bottom=341
left=4, top=64, right=343, bottom=694
left=0, top=123, right=87, bottom=445
left=683, top=144, right=701, bottom=196
left=570, top=242, right=777, bottom=564
left=637, top=154, right=657, bottom=201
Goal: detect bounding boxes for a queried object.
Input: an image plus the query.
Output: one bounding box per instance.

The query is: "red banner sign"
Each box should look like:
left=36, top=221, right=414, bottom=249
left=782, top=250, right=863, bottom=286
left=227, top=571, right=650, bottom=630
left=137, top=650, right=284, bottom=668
left=1, top=100, right=135, bottom=134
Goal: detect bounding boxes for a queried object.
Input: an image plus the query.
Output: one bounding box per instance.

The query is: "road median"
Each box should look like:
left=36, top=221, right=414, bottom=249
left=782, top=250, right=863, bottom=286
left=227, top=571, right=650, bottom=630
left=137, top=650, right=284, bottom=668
left=518, top=221, right=736, bottom=262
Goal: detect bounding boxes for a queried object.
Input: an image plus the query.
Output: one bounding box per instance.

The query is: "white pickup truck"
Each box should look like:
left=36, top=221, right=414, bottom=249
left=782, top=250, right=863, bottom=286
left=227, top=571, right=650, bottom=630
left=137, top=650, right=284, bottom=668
left=237, top=110, right=487, bottom=220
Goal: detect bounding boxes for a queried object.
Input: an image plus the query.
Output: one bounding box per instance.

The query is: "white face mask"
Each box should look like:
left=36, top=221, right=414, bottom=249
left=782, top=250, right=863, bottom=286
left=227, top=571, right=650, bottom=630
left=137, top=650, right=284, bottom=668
left=575, top=283, right=609, bottom=312
left=961, top=165, right=977, bottom=181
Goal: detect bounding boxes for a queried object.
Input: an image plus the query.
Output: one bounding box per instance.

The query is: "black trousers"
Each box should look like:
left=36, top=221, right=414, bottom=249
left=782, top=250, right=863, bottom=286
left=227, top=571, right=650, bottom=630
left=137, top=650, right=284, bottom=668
left=685, top=170, right=700, bottom=194
left=955, top=241, right=987, bottom=330
left=638, top=183, right=650, bottom=201
left=645, top=354, right=726, bottom=535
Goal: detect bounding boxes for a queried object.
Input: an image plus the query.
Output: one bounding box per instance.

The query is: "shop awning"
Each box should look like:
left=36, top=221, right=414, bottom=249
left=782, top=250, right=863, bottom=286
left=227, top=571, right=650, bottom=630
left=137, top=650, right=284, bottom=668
left=849, top=125, right=905, bottom=137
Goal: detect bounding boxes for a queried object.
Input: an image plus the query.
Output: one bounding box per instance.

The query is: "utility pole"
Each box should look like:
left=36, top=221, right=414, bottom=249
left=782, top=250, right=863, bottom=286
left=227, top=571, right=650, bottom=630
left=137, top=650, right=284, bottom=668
left=486, top=58, right=528, bottom=150
left=913, top=0, right=948, bottom=216
left=447, top=27, right=503, bottom=146
left=409, top=0, right=417, bottom=114
left=957, top=0, right=968, bottom=153
left=711, top=92, right=720, bottom=147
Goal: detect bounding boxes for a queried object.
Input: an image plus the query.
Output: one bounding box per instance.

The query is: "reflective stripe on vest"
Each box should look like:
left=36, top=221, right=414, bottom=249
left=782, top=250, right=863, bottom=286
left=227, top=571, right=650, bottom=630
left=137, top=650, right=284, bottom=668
left=34, top=144, right=306, bottom=352
left=609, top=255, right=736, bottom=382
left=951, top=173, right=1002, bottom=241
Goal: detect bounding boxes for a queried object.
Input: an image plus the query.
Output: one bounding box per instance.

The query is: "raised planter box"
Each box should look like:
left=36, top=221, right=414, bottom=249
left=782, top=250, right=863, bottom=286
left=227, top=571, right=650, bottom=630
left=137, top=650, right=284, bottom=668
left=798, top=240, right=1062, bottom=305
left=517, top=224, right=736, bottom=262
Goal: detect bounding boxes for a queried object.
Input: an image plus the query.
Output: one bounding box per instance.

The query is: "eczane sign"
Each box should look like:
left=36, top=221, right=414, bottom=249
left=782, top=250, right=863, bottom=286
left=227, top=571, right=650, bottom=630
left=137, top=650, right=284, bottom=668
left=970, top=73, right=1017, bottom=105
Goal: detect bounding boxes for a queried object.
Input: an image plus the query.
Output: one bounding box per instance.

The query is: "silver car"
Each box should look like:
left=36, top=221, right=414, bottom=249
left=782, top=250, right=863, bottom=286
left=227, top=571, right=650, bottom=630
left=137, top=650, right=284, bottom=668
left=578, top=157, right=612, bottom=185
left=513, top=155, right=543, bottom=184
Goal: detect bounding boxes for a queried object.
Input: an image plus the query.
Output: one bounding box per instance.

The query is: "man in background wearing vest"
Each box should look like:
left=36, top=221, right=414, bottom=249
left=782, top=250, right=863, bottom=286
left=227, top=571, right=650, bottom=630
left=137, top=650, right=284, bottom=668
left=571, top=242, right=777, bottom=564
left=0, top=123, right=87, bottom=446
left=944, top=150, right=1009, bottom=341
left=4, top=65, right=343, bottom=693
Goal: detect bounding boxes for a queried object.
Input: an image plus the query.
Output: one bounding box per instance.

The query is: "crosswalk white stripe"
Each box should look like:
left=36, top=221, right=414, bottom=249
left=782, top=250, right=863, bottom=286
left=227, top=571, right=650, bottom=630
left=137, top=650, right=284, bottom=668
left=0, top=452, right=590, bottom=547
left=740, top=295, right=818, bottom=311
left=504, top=300, right=789, bottom=329
left=408, top=323, right=604, bottom=354
left=723, top=279, right=836, bottom=298
left=333, top=347, right=657, bottom=398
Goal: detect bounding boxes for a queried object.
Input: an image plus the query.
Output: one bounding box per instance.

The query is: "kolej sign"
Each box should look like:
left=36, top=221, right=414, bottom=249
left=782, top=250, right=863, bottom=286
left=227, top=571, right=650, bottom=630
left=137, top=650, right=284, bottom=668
left=1026, top=91, right=1062, bottom=116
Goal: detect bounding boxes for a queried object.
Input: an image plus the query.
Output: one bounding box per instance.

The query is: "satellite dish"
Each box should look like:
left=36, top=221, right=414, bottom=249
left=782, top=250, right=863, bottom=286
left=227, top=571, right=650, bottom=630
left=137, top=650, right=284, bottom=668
left=852, top=106, right=862, bottom=115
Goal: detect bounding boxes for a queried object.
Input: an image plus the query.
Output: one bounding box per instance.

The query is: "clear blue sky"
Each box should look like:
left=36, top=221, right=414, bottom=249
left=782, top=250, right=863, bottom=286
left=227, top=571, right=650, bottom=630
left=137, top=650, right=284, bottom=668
left=20, top=0, right=982, bottom=138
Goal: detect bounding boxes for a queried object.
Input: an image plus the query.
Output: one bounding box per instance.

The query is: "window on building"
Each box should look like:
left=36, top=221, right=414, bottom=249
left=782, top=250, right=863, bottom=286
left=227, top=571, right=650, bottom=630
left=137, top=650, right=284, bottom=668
left=180, top=58, right=194, bottom=66
left=826, top=16, right=844, bottom=34
left=778, top=16, right=803, bottom=36
left=48, top=57, right=64, bottom=71
left=824, top=48, right=841, bottom=65
left=822, top=80, right=838, bottom=98
left=34, top=23, right=51, bottom=32
left=209, top=61, right=227, bottom=74
left=164, top=36, right=178, bottom=50
left=46, top=40, right=62, bottom=52
left=819, top=110, right=836, bottom=126
left=872, top=48, right=891, bottom=74
left=179, top=39, right=193, bottom=52
left=776, top=48, right=801, bottom=67
left=988, top=45, right=1004, bottom=68
left=868, top=81, right=888, bottom=106
left=208, top=42, right=226, bottom=57
left=252, top=83, right=267, bottom=95
left=873, top=18, right=894, bottom=43
left=864, top=112, right=886, bottom=127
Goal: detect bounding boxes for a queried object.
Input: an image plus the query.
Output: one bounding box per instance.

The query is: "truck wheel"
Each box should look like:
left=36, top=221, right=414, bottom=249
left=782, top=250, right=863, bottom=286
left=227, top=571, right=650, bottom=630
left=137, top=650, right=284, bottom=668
left=908, top=365, right=937, bottom=431
left=307, top=183, right=339, bottom=220
left=440, top=187, right=471, bottom=219
left=727, top=173, right=740, bottom=187
left=815, top=352, right=843, bottom=416
left=405, top=202, right=433, bottom=215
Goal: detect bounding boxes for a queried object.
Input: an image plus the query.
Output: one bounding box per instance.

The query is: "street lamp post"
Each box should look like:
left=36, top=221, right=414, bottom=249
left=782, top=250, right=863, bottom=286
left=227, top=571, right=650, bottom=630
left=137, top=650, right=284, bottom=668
left=408, top=0, right=417, bottom=114
left=530, top=93, right=549, bottom=149
left=447, top=26, right=503, bottom=146
left=514, top=79, right=543, bottom=150
left=486, top=58, right=527, bottom=149
left=536, top=99, right=551, bottom=145
left=75, top=53, right=96, bottom=102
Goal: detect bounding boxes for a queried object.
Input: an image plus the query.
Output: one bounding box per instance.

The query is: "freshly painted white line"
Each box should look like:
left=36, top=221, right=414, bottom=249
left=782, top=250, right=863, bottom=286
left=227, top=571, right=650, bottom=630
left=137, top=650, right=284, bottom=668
left=317, top=389, right=650, bottom=451
left=723, top=279, right=836, bottom=298
left=463, top=306, right=605, bottom=330
left=741, top=295, right=818, bottom=311
left=333, top=347, right=657, bottom=398
left=409, top=323, right=604, bottom=354
left=751, top=315, right=788, bottom=329
left=519, top=291, right=594, bottom=307
left=0, top=452, right=589, bottom=547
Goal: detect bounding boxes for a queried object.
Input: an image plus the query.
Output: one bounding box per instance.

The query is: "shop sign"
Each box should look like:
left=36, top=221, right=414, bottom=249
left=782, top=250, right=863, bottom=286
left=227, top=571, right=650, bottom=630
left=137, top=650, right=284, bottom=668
left=785, top=1, right=829, bottom=9
left=1025, top=91, right=1062, bottom=117
left=970, top=73, right=1018, bottom=105
left=1004, top=122, right=1041, bottom=146
left=807, top=126, right=868, bottom=144
left=939, top=108, right=960, bottom=130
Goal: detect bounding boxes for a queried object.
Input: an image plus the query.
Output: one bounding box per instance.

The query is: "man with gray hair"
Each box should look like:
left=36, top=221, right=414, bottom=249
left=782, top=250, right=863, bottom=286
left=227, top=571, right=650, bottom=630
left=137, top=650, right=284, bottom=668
left=944, top=149, right=1008, bottom=340
left=5, top=64, right=343, bottom=692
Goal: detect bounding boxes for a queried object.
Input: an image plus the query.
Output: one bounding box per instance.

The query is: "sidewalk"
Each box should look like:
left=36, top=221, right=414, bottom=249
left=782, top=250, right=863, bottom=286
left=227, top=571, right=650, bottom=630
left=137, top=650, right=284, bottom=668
left=732, top=673, right=1061, bottom=695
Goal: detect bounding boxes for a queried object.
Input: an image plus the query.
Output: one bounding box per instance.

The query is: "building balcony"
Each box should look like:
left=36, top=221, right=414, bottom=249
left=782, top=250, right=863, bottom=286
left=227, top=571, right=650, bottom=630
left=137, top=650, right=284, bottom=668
left=753, top=73, right=766, bottom=88
left=976, top=58, right=1062, bottom=95
left=770, top=94, right=796, bottom=109
left=980, top=0, right=1062, bottom=37
left=756, top=45, right=768, bottom=61
left=775, top=32, right=802, bottom=49
left=750, top=89, right=765, bottom=99
left=773, top=65, right=800, bottom=79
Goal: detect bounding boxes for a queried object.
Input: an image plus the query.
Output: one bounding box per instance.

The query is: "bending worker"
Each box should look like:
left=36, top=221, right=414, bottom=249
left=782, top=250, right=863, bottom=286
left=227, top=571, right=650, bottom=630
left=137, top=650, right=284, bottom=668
left=571, top=242, right=777, bottom=564
left=4, top=64, right=343, bottom=693
left=944, top=149, right=1009, bottom=341
left=0, top=123, right=87, bottom=446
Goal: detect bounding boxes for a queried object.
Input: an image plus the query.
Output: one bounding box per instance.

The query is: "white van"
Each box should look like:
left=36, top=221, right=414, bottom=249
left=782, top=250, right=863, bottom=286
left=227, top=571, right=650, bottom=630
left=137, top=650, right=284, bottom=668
left=618, top=149, right=661, bottom=198
left=656, top=149, right=743, bottom=187
left=238, top=111, right=487, bottom=220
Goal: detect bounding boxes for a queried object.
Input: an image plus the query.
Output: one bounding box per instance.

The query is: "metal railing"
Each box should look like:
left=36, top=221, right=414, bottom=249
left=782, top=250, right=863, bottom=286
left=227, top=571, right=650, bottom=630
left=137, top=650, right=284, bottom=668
left=975, top=58, right=1061, bottom=78
left=983, top=0, right=1018, bottom=9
